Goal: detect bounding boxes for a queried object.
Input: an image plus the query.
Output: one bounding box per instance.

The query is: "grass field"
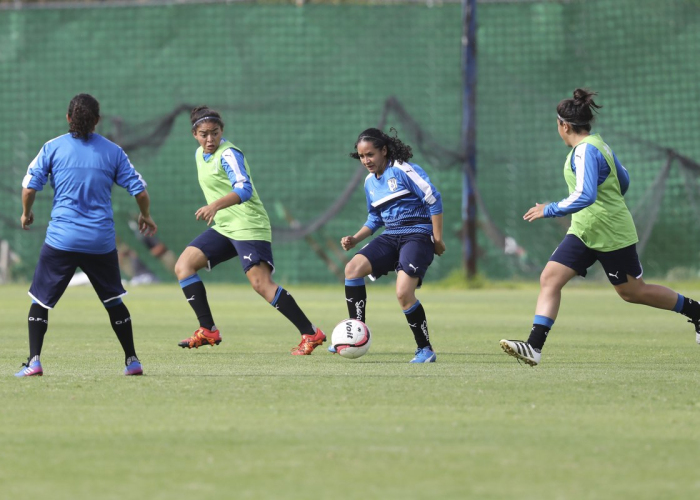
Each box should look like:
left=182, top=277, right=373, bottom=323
left=1, top=281, right=699, bottom=500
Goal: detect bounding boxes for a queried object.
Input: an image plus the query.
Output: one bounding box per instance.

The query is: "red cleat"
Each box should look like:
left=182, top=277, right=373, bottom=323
left=178, top=327, right=222, bottom=349
left=291, top=327, right=327, bottom=355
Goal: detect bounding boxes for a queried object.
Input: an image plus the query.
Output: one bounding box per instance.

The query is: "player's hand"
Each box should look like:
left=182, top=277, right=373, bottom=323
left=195, top=205, right=217, bottom=226
left=523, top=203, right=546, bottom=222
left=138, top=213, right=158, bottom=237
left=434, top=238, right=446, bottom=256
left=341, top=235, right=356, bottom=251
left=21, top=211, right=34, bottom=230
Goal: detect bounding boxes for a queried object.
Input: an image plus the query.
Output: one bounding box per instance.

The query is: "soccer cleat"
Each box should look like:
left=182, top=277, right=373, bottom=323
left=500, top=339, right=541, bottom=366
left=15, top=359, right=43, bottom=377
left=690, top=318, right=700, bottom=345
left=124, top=358, right=143, bottom=376
left=410, top=346, right=436, bottom=363
left=291, top=327, right=327, bottom=355
left=178, top=327, right=222, bottom=349
left=328, top=345, right=337, bottom=353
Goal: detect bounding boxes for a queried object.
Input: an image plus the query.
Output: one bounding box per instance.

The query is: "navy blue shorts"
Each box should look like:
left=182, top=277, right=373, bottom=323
left=549, top=234, right=643, bottom=285
left=357, top=232, right=435, bottom=286
left=28, top=244, right=126, bottom=309
left=188, top=228, right=275, bottom=274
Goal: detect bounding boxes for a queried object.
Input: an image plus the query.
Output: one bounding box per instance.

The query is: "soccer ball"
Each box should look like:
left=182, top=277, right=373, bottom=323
left=331, top=319, right=372, bottom=359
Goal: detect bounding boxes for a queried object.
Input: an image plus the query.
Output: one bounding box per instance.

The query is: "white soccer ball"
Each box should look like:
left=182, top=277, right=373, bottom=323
left=331, top=319, right=372, bottom=359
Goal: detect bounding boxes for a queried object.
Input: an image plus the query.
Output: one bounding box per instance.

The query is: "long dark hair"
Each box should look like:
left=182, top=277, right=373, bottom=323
left=68, top=94, right=100, bottom=140
left=350, top=127, right=413, bottom=163
left=190, top=106, right=225, bottom=131
left=556, top=88, right=602, bottom=133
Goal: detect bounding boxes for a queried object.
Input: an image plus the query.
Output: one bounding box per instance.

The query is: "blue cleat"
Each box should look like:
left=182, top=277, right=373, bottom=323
left=15, top=359, right=43, bottom=377
left=124, top=357, right=143, bottom=376
left=410, top=346, right=436, bottom=363
left=328, top=345, right=337, bottom=353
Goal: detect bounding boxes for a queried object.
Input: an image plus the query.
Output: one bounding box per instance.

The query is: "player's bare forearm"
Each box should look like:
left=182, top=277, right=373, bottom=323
left=135, top=190, right=157, bottom=236
left=195, top=192, right=241, bottom=225
left=21, top=188, right=36, bottom=230
left=431, top=213, right=446, bottom=256
left=341, top=225, right=372, bottom=251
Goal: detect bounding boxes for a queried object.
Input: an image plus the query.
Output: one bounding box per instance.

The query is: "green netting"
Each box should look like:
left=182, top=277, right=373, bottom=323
left=1, top=0, right=699, bottom=285
left=0, top=1, right=462, bottom=284
left=476, top=0, right=700, bottom=280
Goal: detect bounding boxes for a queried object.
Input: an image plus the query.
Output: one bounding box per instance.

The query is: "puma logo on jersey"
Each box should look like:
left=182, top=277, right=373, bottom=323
left=243, top=253, right=253, bottom=261
left=608, top=271, right=619, bottom=279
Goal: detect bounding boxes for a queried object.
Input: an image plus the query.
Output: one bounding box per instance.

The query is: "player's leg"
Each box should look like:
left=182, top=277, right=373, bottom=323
left=345, top=234, right=398, bottom=324
left=237, top=241, right=326, bottom=355
left=601, top=245, right=700, bottom=343
left=344, top=254, right=372, bottom=322
left=500, top=235, right=589, bottom=366
left=16, top=245, right=78, bottom=377
left=396, top=234, right=436, bottom=363
left=174, top=229, right=234, bottom=348
left=81, top=249, right=142, bottom=375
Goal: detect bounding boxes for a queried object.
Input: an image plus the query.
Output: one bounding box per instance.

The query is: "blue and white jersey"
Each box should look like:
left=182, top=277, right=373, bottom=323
left=544, top=143, right=630, bottom=218
left=363, top=160, right=442, bottom=236
left=201, top=139, right=253, bottom=203
left=22, top=133, right=146, bottom=254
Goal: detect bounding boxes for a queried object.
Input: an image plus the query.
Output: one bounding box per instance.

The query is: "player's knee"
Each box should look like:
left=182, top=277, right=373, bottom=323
left=396, top=289, right=415, bottom=309
left=617, top=288, right=640, bottom=304
left=345, top=261, right=364, bottom=280
left=174, top=258, right=192, bottom=280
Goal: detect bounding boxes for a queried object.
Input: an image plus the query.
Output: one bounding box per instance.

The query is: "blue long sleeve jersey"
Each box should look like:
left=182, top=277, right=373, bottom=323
left=543, top=142, right=630, bottom=218
left=22, top=133, right=147, bottom=254
left=363, top=160, right=443, bottom=236
left=201, top=141, right=254, bottom=203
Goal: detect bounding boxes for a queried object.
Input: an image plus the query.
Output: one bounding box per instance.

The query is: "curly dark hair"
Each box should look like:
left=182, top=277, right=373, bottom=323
left=190, top=106, right=225, bottom=131
left=556, top=88, right=602, bottom=133
left=67, top=94, right=100, bottom=140
left=350, top=127, right=413, bottom=164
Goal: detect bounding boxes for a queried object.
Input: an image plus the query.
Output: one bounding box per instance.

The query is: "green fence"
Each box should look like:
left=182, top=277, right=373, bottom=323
left=1, top=0, right=699, bottom=285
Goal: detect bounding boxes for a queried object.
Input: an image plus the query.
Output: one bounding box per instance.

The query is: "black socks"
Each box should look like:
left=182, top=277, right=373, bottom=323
left=28, top=303, right=49, bottom=359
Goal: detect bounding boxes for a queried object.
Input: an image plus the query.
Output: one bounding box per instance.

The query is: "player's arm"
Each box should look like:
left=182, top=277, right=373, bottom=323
left=195, top=149, right=248, bottom=225
left=114, top=150, right=157, bottom=235
left=396, top=164, right=445, bottom=253
left=21, top=188, right=36, bottom=230
left=341, top=225, right=373, bottom=251
left=20, top=145, right=52, bottom=230
left=613, top=153, right=630, bottom=195
left=341, top=187, right=383, bottom=251
left=134, top=190, right=157, bottom=236
left=431, top=213, right=446, bottom=256
left=526, top=145, right=599, bottom=222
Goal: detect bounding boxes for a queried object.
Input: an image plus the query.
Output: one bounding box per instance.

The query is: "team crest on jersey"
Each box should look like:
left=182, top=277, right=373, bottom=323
left=388, top=178, right=398, bottom=192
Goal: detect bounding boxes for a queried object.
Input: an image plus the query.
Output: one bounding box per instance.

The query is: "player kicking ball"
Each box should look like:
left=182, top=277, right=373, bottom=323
left=337, top=127, right=445, bottom=363
left=174, top=106, right=326, bottom=355
left=501, top=89, right=700, bottom=367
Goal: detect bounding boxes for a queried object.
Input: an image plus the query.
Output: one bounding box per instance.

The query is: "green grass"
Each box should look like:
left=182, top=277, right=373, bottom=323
left=1, top=281, right=700, bottom=500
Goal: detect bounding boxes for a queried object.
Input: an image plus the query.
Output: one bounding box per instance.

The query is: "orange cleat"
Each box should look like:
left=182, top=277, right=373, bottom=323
left=178, top=327, right=222, bottom=349
left=291, top=327, right=327, bottom=355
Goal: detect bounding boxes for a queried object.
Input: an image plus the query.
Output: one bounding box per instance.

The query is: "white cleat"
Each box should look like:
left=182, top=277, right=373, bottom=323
left=500, top=339, right=541, bottom=367
left=690, top=319, right=700, bottom=345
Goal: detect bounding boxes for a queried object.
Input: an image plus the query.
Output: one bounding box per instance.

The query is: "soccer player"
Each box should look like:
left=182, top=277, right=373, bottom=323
left=175, top=106, right=326, bottom=355
left=337, top=127, right=445, bottom=363
left=17, top=93, right=157, bottom=377
left=500, top=88, right=700, bottom=366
